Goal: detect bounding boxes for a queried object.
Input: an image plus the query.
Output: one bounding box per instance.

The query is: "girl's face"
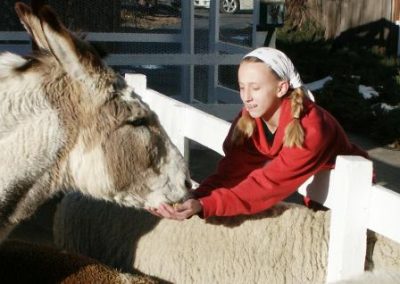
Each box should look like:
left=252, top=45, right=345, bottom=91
left=238, top=61, right=288, bottom=120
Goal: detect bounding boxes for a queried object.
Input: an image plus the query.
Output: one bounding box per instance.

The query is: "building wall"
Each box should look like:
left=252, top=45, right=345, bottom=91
left=308, top=0, right=392, bottom=38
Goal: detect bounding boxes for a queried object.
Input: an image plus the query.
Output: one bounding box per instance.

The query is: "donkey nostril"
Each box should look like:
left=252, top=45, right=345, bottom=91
left=184, top=179, right=192, bottom=189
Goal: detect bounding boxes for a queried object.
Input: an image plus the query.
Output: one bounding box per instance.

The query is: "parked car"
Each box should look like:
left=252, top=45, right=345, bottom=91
left=172, top=0, right=253, bottom=14
left=219, top=0, right=254, bottom=14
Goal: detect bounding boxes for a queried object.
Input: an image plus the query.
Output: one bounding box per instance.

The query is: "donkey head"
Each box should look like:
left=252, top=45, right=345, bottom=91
left=6, top=3, right=191, bottom=209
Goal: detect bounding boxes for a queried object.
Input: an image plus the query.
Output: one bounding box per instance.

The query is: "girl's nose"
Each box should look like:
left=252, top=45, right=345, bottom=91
left=241, top=89, right=252, bottom=102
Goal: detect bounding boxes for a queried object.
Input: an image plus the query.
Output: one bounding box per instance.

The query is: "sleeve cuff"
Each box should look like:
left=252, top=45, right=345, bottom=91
left=198, top=195, right=217, bottom=219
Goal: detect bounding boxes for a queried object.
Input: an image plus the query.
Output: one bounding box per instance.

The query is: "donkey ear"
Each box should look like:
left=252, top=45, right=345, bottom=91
left=15, top=2, right=50, bottom=51
left=39, top=5, right=103, bottom=81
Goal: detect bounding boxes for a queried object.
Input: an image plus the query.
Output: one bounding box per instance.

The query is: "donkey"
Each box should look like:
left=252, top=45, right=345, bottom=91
left=0, top=2, right=191, bottom=242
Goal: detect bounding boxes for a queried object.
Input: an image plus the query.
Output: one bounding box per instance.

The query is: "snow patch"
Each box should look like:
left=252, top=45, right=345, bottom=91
left=305, top=76, right=333, bottom=91
left=358, top=85, right=379, bottom=99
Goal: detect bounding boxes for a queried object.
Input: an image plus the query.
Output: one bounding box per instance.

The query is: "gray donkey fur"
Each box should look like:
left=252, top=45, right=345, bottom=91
left=0, top=2, right=191, bottom=242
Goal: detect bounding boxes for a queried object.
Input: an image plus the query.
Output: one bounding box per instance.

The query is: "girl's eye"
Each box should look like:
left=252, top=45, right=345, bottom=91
left=127, top=117, right=148, bottom=127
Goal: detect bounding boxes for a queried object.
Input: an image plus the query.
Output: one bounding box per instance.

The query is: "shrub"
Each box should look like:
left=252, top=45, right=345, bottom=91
left=314, top=79, right=373, bottom=133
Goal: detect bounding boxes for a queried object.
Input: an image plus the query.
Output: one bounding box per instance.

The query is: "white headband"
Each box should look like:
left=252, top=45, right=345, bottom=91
left=243, top=47, right=315, bottom=101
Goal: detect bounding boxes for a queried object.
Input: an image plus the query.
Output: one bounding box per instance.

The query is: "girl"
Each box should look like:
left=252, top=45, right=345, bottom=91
left=149, top=47, right=368, bottom=220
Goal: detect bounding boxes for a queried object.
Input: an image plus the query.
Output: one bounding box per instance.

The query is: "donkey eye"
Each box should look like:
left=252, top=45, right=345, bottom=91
left=127, top=117, right=148, bottom=127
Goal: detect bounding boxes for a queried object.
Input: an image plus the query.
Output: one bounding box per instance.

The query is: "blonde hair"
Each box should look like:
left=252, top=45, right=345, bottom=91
left=231, top=110, right=256, bottom=145
left=283, top=87, right=305, bottom=148
left=231, top=57, right=306, bottom=148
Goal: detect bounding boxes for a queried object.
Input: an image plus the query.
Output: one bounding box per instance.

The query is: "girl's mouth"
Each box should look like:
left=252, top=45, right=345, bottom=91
left=246, top=104, right=257, bottom=110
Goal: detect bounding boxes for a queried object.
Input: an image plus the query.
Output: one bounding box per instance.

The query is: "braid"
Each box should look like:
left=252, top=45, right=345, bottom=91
left=231, top=111, right=256, bottom=145
left=283, top=88, right=305, bottom=148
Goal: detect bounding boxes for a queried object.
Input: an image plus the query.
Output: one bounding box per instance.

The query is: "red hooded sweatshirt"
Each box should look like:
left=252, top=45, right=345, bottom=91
left=194, top=97, right=368, bottom=218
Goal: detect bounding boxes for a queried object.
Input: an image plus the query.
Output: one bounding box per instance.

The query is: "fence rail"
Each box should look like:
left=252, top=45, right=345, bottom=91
left=0, top=27, right=249, bottom=103
left=126, top=73, right=400, bottom=283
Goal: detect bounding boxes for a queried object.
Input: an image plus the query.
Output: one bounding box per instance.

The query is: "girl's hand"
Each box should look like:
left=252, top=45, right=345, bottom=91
left=145, top=207, right=164, bottom=218
left=155, top=199, right=203, bottom=221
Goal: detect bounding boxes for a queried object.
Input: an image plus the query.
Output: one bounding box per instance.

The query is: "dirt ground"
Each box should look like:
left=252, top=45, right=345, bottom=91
left=120, top=3, right=181, bottom=30
left=121, top=13, right=180, bottom=30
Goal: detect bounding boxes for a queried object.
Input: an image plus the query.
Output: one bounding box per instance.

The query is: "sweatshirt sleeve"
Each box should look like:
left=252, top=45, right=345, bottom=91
left=198, top=123, right=335, bottom=218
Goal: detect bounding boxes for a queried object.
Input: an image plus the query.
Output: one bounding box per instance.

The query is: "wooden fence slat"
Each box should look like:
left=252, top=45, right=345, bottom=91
left=367, top=185, right=400, bottom=242
left=326, top=156, right=373, bottom=283
left=297, top=169, right=336, bottom=208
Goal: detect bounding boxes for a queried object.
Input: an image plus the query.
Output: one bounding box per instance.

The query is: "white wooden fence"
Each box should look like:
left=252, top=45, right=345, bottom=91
left=126, top=73, right=400, bottom=283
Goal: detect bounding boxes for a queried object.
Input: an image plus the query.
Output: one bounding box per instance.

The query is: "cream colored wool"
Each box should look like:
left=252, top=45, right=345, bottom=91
left=54, top=193, right=400, bottom=284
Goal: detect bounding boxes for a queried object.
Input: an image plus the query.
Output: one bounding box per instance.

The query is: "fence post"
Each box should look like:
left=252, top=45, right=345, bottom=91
left=181, top=0, right=194, bottom=102
left=207, top=0, right=219, bottom=103
left=326, top=156, right=373, bottom=283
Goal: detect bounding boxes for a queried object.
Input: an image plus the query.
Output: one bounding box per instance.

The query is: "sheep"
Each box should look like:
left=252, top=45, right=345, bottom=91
left=0, top=2, right=191, bottom=242
left=53, top=193, right=400, bottom=284
left=0, top=239, right=159, bottom=283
